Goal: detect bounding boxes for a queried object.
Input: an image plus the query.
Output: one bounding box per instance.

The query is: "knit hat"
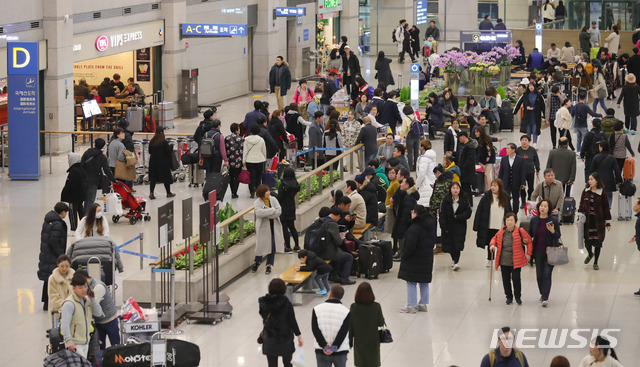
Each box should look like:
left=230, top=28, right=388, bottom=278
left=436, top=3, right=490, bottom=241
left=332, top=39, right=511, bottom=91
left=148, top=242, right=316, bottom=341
left=354, top=173, right=366, bottom=185
left=626, top=73, right=636, bottom=84
left=363, top=167, right=376, bottom=176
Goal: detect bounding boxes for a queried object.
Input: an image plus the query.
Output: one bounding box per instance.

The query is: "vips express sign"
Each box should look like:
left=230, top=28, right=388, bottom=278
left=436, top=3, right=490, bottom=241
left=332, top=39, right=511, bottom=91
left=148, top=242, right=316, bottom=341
left=95, top=31, right=143, bottom=51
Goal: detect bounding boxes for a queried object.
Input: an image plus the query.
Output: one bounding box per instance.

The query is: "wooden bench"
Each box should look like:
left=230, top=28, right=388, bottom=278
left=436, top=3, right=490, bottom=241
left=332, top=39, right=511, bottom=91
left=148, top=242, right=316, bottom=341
left=278, top=264, right=317, bottom=306
left=352, top=212, right=386, bottom=241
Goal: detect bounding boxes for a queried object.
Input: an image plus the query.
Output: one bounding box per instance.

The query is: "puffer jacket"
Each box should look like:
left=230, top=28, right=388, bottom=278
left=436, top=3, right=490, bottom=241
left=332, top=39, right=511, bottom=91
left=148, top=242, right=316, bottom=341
left=359, top=179, right=379, bottom=226
left=38, top=211, right=68, bottom=281
left=490, top=226, right=533, bottom=270
left=67, top=237, right=124, bottom=273
left=258, top=293, right=301, bottom=356
left=429, top=171, right=453, bottom=214
left=416, top=149, right=437, bottom=206
left=398, top=213, right=435, bottom=283
left=392, top=185, right=420, bottom=239
left=277, top=177, right=300, bottom=221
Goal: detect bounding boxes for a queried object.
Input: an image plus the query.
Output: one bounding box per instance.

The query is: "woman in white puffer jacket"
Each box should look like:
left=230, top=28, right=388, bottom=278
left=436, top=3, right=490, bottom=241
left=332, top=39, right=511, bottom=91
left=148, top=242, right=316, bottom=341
left=415, top=140, right=437, bottom=207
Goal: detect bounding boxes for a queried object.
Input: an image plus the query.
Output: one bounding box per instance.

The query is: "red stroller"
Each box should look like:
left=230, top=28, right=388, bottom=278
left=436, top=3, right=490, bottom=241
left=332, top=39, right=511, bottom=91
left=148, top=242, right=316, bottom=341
left=111, top=181, right=150, bottom=225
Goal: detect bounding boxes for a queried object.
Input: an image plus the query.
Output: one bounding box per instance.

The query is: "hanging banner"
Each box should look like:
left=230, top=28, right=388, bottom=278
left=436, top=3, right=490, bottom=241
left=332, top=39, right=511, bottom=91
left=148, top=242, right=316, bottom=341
left=7, top=42, right=40, bottom=180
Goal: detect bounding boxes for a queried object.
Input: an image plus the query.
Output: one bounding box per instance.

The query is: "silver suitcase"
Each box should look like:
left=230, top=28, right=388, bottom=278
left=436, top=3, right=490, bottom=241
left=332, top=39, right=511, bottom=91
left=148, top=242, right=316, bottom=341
left=126, top=107, right=145, bottom=132
left=618, top=193, right=633, bottom=221
left=189, top=163, right=205, bottom=187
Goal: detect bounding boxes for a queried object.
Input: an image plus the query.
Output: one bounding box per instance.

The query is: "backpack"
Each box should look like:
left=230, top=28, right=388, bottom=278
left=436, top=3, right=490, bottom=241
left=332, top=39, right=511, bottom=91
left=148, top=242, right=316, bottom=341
left=589, top=131, right=606, bottom=157
left=144, top=115, right=156, bottom=133
left=488, top=348, right=525, bottom=367
left=392, top=29, right=397, bottom=43
left=375, top=176, right=387, bottom=203
left=200, top=130, right=220, bottom=158
left=408, top=119, right=424, bottom=138
left=303, top=217, right=332, bottom=254
left=620, top=180, right=636, bottom=197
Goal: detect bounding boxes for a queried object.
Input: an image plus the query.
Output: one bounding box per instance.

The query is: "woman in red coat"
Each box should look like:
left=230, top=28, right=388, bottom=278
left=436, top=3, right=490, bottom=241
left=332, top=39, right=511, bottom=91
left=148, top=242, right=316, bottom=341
left=490, top=212, right=533, bottom=305
left=578, top=172, right=612, bottom=270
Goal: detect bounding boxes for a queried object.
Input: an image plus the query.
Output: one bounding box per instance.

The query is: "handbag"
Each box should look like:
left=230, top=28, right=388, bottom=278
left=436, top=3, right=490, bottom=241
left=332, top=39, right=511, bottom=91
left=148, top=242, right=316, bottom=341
left=115, top=159, right=136, bottom=181
left=379, top=324, right=393, bottom=343
left=597, top=88, right=607, bottom=99
left=170, top=151, right=179, bottom=171
left=546, top=242, right=569, bottom=265
left=291, top=345, right=305, bottom=367
left=124, top=150, right=137, bottom=168
left=258, top=313, right=270, bottom=344
left=238, top=169, right=251, bottom=184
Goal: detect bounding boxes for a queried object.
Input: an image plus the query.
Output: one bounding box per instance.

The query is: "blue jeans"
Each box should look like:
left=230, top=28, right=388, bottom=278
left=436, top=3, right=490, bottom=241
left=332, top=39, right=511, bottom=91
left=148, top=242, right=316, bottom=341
left=592, top=98, right=607, bottom=114
left=607, top=191, right=613, bottom=208
left=96, top=318, right=120, bottom=349
left=533, top=249, right=554, bottom=301
left=315, top=272, right=330, bottom=291
left=527, top=118, right=538, bottom=143
left=575, top=126, right=588, bottom=152
left=406, top=281, right=429, bottom=306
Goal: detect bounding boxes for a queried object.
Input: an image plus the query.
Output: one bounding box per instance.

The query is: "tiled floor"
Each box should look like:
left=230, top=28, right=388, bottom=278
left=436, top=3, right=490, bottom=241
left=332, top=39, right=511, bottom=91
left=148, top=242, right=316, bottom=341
left=1, top=55, right=640, bottom=366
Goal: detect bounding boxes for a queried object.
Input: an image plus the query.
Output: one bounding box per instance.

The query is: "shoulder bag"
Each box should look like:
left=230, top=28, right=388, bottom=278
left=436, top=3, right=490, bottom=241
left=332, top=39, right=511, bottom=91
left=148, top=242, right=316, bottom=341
left=379, top=324, right=393, bottom=343
left=546, top=238, right=569, bottom=265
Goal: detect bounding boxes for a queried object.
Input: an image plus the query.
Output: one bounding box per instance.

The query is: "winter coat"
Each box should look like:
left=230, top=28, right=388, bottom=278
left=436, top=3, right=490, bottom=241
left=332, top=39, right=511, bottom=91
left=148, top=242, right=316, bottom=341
left=579, top=32, right=591, bottom=54
left=259, top=125, right=279, bottom=158
left=374, top=165, right=390, bottom=187
left=268, top=117, right=289, bottom=156
left=349, top=302, right=385, bottom=367
left=589, top=151, right=621, bottom=192
left=269, top=62, right=292, bottom=96
left=308, top=122, right=325, bottom=150
left=38, top=211, right=68, bottom=281
left=399, top=213, right=435, bottom=283
left=609, top=131, right=634, bottom=159
left=445, top=162, right=461, bottom=183
left=374, top=57, right=394, bottom=87
left=299, top=251, right=332, bottom=274
left=560, top=46, right=575, bottom=63
left=546, top=147, right=577, bottom=184
left=529, top=215, right=562, bottom=249
left=491, top=226, right=533, bottom=270
left=277, top=177, right=300, bottom=221
left=458, top=139, right=479, bottom=184
left=61, top=161, right=86, bottom=204
left=317, top=219, right=346, bottom=262
left=616, top=84, right=640, bottom=117
left=379, top=99, right=402, bottom=133
left=81, top=148, right=115, bottom=188
left=292, top=87, right=315, bottom=104
left=243, top=135, right=267, bottom=164
left=479, top=96, right=500, bottom=123
left=75, top=216, right=110, bottom=241
left=48, top=267, right=75, bottom=312
left=514, top=92, right=546, bottom=135
left=148, top=140, right=173, bottom=185
left=392, top=186, right=420, bottom=239
left=194, top=119, right=213, bottom=145
left=444, top=127, right=459, bottom=155
left=106, top=138, right=125, bottom=168
left=354, top=124, right=378, bottom=159
left=439, top=195, right=473, bottom=253
left=578, top=188, right=612, bottom=242
left=285, top=110, right=304, bottom=140
left=225, top=133, right=244, bottom=169
left=359, top=179, right=379, bottom=226
left=473, top=192, right=513, bottom=248
left=253, top=196, right=285, bottom=257
left=342, top=53, right=361, bottom=77
left=477, top=139, right=496, bottom=165
left=67, top=237, right=124, bottom=272
left=416, top=150, right=437, bottom=206
left=323, top=131, right=344, bottom=157
left=258, top=293, right=301, bottom=356
left=600, top=116, right=619, bottom=137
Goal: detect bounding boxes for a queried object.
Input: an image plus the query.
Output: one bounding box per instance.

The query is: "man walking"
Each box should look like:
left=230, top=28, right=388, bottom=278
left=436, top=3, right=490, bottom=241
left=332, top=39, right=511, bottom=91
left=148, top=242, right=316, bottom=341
left=498, top=143, right=527, bottom=211
left=572, top=91, right=602, bottom=152
left=312, top=284, right=351, bottom=367
left=38, top=202, right=70, bottom=311
left=516, top=135, right=540, bottom=208
left=269, top=56, right=292, bottom=110
left=342, top=46, right=360, bottom=96
left=546, top=137, right=577, bottom=196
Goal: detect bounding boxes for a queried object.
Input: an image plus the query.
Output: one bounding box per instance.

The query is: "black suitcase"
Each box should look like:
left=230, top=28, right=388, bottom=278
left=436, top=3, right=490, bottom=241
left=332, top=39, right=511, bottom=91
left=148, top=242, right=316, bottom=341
left=499, top=107, right=514, bottom=131
left=561, top=197, right=576, bottom=224
left=368, top=240, right=393, bottom=273
left=46, top=311, right=65, bottom=355
left=358, top=244, right=381, bottom=279
left=203, top=171, right=229, bottom=201
left=475, top=170, right=485, bottom=193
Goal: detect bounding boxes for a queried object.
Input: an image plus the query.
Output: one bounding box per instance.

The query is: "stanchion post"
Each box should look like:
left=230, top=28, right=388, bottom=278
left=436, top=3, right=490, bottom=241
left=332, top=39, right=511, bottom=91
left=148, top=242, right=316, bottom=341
left=188, top=237, right=194, bottom=275
left=48, top=133, right=52, bottom=174
left=313, top=147, right=317, bottom=169
left=139, top=233, right=144, bottom=270
left=170, top=258, right=176, bottom=329
left=1, top=129, right=5, bottom=174
left=150, top=265, right=157, bottom=309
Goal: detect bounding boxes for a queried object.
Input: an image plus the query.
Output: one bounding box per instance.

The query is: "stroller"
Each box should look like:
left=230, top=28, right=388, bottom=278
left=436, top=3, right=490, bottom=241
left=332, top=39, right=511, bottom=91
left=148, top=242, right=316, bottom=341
left=111, top=181, right=150, bottom=225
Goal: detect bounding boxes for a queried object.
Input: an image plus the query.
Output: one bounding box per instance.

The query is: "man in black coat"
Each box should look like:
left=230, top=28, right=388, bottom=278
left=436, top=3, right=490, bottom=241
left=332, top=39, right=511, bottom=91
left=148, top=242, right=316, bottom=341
left=37, top=202, right=69, bottom=310
left=627, top=47, right=640, bottom=82
left=354, top=116, right=378, bottom=164
left=590, top=140, right=622, bottom=207
left=257, top=115, right=279, bottom=159
left=342, top=46, right=360, bottom=96
left=580, top=118, right=606, bottom=182
left=457, top=132, right=479, bottom=205
left=378, top=91, right=402, bottom=135
left=316, top=207, right=355, bottom=285
left=268, top=114, right=289, bottom=159
left=498, top=143, right=527, bottom=211
left=193, top=109, right=215, bottom=146
left=354, top=173, right=378, bottom=226
left=321, top=72, right=339, bottom=109
left=81, top=138, right=117, bottom=213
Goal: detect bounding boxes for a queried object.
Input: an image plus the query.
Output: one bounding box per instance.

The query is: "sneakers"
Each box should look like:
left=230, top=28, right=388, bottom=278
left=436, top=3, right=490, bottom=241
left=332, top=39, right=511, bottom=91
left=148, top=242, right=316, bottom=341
left=251, top=262, right=260, bottom=273
left=316, top=289, right=327, bottom=295
left=542, top=300, right=549, bottom=307
left=593, top=264, right=599, bottom=270
left=417, top=304, right=428, bottom=312
left=584, top=255, right=593, bottom=264
left=399, top=305, right=417, bottom=313
left=452, top=264, right=460, bottom=271
left=265, top=266, right=272, bottom=274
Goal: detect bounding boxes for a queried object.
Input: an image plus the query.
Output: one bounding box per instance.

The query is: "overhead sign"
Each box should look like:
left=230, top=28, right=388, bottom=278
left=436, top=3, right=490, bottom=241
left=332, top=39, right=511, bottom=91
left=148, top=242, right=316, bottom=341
left=318, top=0, right=342, bottom=14
left=416, top=0, right=428, bottom=25
left=181, top=23, right=247, bottom=37
left=7, top=42, right=40, bottom=180
left=276, top=7, right=306, bottom=16
left=303, top=29, right=309, bottom=41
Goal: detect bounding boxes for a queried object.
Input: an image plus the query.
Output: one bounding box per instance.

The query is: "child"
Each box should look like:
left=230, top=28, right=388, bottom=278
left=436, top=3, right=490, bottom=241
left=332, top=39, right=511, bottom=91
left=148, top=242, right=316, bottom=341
left=296, top=249, right=332, bottom=296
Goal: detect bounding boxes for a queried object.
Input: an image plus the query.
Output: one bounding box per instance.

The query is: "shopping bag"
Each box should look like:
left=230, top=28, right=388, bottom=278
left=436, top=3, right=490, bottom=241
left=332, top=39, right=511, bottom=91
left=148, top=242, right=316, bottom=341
left=104, top=192, right=123, bottom=216
left=238, top=169, right=251, bottom=184
left=292, top=345, right=305, bottom=367
left=546, top=245, right=569, bottom=266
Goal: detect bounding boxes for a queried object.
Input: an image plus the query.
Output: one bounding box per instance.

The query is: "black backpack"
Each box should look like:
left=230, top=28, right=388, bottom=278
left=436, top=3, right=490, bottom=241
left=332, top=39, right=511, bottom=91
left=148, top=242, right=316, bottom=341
left=408, top=119, right=424, bottom=138
left=590, top=131, right=606, bottom=157
left=392, top=28, right=397, bottom=43
left=304, top=217, right=332, bottom=254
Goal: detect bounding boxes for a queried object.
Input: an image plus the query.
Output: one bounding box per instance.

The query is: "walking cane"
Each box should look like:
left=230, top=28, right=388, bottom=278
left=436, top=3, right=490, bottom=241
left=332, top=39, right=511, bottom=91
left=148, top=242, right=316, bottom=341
left=489, top=247, right=494, bottom=302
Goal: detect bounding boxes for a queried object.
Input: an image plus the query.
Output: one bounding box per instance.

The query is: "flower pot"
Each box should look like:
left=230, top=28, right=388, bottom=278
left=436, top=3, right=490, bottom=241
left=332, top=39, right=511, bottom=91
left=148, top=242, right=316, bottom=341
left=445, top=72, right=460, bottom=93
left=499, top=65, right=511, bottom=84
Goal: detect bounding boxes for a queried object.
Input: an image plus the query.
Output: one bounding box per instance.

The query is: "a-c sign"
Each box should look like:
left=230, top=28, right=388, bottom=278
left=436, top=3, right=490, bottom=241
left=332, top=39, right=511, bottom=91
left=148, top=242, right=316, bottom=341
left=7, top=42, right=40, bottom=180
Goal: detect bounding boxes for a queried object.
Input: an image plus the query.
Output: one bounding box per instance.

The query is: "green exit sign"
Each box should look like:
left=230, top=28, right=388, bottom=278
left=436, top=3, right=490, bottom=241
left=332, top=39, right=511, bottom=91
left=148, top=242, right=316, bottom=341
left=324, top=0, right=339, bottom=8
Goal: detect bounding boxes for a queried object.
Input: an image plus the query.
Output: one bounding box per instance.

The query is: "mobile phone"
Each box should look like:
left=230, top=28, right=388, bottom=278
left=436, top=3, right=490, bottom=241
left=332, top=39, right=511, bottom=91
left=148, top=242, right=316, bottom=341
left=87, top=288, right=94, bottom=298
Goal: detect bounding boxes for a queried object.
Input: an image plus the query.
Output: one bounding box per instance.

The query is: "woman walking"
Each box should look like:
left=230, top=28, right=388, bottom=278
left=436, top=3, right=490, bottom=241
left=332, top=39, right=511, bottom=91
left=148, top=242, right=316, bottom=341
left=148, top=126, right=175, bottom=200
left=440, top=182, right=472, bottom=270
left=277, top=168, right=301, bottom=252
left=555, top=98, right=576, bottom=150
left=400, top=105, right=421, bottom=170
left=252, top=185, right=285, bottom=274
left=108, top=128, right=130, bottom=188
left=578, top=335, right=623, bottom=367
left=617, top=73, right=640, bottom=132
left=258, top=278, right=303, bottom=367
left=323, top=119, right=344, bottom=169
left=374, top=51, right=394, bottom=87
left=243, top=124, right=267, bottom=198
left=225, top=123, right=244, bottom=199
left=514, top=81, right=545, bottom=145
left=75, top=202, right=110, bottom=240
left=47, top=254, right=75, bottom=312
left=579, top=172, right=612, bottom=271
left=349, top=282, right=386, bottom=367
left=528, top=199, right=561, bottom=307
left=591, top=63, right=608, bottom=114
left=398, top=204, right=434, bottom=313
left=608, top=120, right=635, bottom=171
left=474, top=126, right=496, bottom=191
left=474, top=179, right=513, bottom=267
left=490, top=212, right=533, bottom=305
